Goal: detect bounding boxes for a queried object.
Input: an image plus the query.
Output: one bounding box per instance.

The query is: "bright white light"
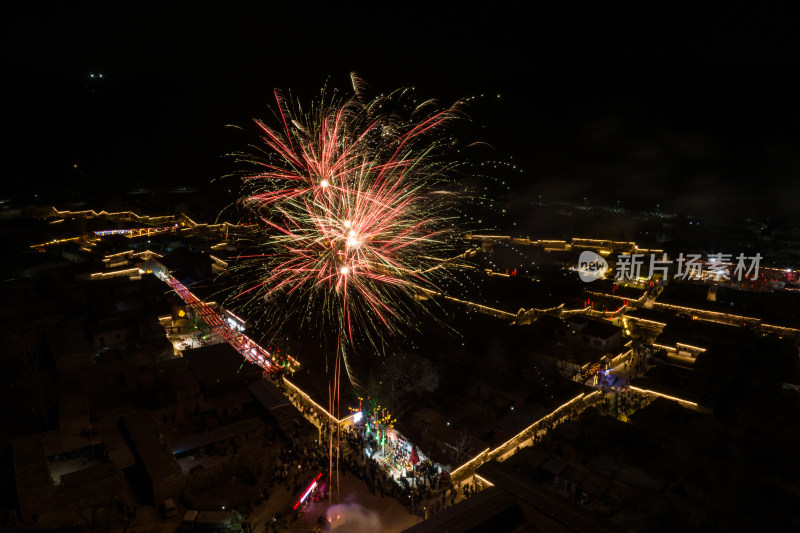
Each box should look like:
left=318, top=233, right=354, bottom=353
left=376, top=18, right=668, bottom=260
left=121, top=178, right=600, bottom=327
left=340, top=266, right=350, bottom=275
left=320, top=179, right=329, bottom=188
left=299, top=481, right=317, bottom=504
left=352, top=411, right=363, bottom=423
left=343, top=220, right=351, bottom=228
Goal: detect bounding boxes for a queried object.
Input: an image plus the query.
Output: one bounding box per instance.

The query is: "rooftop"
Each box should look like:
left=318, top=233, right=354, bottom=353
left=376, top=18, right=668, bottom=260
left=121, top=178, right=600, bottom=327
left=122, top=412, right=183, bottom=480
left=183, top=342, right=263, bottom=398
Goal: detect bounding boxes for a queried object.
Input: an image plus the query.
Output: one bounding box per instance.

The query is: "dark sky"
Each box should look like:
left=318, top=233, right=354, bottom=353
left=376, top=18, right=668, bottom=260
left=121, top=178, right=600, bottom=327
left=4, top=3, right=800, bottom=219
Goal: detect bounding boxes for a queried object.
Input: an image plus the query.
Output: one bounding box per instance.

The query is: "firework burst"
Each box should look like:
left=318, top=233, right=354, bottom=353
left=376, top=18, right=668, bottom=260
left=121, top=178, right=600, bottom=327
left=223, top=74, right=470, bottom=377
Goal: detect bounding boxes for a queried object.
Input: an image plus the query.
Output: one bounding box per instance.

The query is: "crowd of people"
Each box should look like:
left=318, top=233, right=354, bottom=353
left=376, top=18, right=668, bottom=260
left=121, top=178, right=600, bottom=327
left=254, top=378, right=489, bottom=524
left=337, top=424, right=480, bottom=516
left=598, top=387, right=653, bottom=419
left=220, top=426, right=483, bottom=532
left=594, top=351, right=655, bottom=419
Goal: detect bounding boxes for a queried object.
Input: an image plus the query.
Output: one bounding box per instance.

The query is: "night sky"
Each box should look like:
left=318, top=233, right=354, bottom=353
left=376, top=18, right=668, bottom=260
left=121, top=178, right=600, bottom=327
left=4, top=3, right=800, bottom=219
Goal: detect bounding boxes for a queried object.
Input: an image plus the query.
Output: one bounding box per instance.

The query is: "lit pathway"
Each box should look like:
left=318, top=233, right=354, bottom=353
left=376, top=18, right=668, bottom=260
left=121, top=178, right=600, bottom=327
left=162, top=274, right=279, bottom=372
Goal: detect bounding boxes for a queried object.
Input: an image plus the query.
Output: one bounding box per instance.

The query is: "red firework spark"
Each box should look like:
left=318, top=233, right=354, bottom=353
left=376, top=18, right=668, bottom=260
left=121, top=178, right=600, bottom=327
left=228, top=75, right=466, bottom=348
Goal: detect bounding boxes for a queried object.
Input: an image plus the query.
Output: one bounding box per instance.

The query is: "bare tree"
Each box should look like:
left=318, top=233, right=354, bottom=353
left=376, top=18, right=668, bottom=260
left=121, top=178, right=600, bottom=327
left=412, top=359, right=440, bottom=395
left=402, top=356, right=440, bottom=395
left=449, top=429, right=475, bottom=465
left=370, top=354, right=440, bottom=419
